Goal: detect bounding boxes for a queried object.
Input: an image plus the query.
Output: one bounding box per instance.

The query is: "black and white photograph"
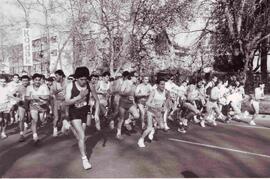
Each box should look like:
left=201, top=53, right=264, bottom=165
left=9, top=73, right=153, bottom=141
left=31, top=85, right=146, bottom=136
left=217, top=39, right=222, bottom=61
left=0, top=0, right=270, bottom=178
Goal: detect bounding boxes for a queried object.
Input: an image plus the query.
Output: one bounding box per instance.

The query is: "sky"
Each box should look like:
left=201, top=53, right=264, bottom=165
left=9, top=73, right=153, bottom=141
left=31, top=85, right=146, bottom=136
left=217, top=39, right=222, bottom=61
left=0, top=0, right=207, bottom=47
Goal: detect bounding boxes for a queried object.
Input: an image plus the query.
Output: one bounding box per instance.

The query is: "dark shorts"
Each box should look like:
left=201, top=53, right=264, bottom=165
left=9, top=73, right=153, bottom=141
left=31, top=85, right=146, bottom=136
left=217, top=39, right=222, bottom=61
left=10, top=104, right=18, bottom=111
left=18, top=101, right=28, bottom=109
left=241, top=99, right=257, bottom=115
left=69, top=105, right=89, bottom=124
left=0, top=112, right=10, bottom=120
left=30, top=100, right=49, bottom=112
left=119, top=97, right=134, bottom=110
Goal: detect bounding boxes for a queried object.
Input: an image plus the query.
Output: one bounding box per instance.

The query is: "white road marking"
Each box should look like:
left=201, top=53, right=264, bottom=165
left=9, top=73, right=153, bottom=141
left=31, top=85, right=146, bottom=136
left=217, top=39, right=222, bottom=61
left=219, top=123, right=270, bottom=130
left=169, top=138, right=270, bottom=159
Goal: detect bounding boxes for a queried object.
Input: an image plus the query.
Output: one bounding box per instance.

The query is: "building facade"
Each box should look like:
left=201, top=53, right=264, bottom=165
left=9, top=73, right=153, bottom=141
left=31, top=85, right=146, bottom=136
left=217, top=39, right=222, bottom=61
left=9, top=35, right=58, bottom=76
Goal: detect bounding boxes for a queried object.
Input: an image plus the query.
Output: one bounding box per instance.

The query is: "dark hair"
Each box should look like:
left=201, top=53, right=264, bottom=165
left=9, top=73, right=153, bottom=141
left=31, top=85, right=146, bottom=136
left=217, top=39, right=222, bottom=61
left=102, top=71, right=110, bottom=77
left=21, top=75, right=30, bottom=81
left=122, top=71, right=130, bottom=78
left=156, top=76, right=166, bottom=84
left=13, top=74, right=19, bottom=78
left=46, top=77, right=54, bottom=82
left=215, top=79, right=223, bottom=86
left=74, top=66, right=89, bottom=79
left=32, top=73, right=42, bottom=80
left=55, top=70, right=66, bottom=77
left=0, top=75, right=8, bottom=81
left=189, top=77, right=197, bottom=85
left=129, top=71, right=137, bottom=77
left=222, top=78, right=228, bottom=84
left=89, top=74, right=99, bottom=81
left=128, top=71, right=138, bottom=80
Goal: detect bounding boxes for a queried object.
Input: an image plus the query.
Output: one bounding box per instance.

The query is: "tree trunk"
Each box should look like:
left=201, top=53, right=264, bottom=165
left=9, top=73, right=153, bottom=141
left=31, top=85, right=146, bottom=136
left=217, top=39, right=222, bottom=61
left=261, top=39, right=268, bottom=83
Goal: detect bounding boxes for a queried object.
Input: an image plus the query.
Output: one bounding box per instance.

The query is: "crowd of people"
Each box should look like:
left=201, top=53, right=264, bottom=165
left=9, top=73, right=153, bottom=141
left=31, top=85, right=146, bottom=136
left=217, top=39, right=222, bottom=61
left=0, top=66, right=266, bottom=170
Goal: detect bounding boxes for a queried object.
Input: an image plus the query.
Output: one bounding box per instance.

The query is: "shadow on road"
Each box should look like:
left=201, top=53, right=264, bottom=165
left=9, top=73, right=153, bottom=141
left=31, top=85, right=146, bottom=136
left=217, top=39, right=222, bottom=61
left=85, top=127, right=110, bottom=159
left=0, top=123, right=70, bottom=177
left=181, top=170, right=199, bottom=178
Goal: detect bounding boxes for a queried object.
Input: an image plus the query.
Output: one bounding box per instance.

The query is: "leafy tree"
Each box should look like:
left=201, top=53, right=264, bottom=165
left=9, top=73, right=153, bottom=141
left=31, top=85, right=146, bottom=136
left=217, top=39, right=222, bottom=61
left=199, top=0, right=270, bottom=81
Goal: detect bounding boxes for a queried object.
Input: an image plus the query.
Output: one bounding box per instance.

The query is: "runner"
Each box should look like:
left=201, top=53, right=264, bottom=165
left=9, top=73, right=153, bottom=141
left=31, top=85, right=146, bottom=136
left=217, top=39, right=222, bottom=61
left=205, top=76, right=218, bottom=96
left=137, top=77, right=169, bottom=148
left=25, top=73, right=50, bottom=143
left=0, top=76, right=13, bottom=139
left=255, top=82, right=265, bottom=101
left=116, top=71, right=139, bottom=139
left=65, top=67, right=100, bottom=170
left=8, top=74, right=21, bottom=124
left=164, top=77, right=179, bottom=131
left=50, top=70, right=67, bottom=137
left=204, top=79, right=225, bottom=126
left=87, top=74, right=99, bottom=127
left=245, top=82, right=265, bottom=126
left=108, top=73, right=123, bottom=129
left=15, top=75, right=30, bottom=142
left=135, top=76, right=152, bottom=130
left=96, top=72, right=111, bottom=124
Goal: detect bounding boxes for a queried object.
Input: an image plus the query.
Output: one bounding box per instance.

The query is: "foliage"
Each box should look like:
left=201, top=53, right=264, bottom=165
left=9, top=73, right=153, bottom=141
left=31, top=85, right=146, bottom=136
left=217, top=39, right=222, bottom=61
left=200, top=0, right=270, bottom=75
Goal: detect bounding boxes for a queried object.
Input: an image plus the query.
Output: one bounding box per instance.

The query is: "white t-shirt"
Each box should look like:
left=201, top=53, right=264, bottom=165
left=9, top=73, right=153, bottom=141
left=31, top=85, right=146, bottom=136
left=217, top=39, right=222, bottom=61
left=0, top=85, right=13, bottom=112
left=26, top=84, right=50, bottom=99
left=255, top=87, right=264, bottom=100
left=96, top=80, right=110, bottom=94
left=135, top=83, right=153, bottom=96
left=7, top=81, right=21, bottom=92
left=0, top=86, right=11, bottom=102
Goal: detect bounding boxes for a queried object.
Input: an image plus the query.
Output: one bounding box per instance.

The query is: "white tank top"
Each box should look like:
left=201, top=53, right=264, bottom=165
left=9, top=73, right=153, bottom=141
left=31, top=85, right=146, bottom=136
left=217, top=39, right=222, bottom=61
left=151, top=88, right=166, bottom=108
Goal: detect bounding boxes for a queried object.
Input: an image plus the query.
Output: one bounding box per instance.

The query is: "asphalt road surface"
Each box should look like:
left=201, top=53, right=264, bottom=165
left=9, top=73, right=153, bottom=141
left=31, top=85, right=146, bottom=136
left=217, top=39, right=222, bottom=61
left=1, top=115, right=270, bottom=178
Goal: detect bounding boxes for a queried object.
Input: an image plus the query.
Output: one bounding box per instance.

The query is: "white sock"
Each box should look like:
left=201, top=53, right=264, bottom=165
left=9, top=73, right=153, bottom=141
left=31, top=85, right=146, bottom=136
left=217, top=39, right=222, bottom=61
left=20, top=131, right=24, bottom=136
left=33, top=133, right=38, bottom=138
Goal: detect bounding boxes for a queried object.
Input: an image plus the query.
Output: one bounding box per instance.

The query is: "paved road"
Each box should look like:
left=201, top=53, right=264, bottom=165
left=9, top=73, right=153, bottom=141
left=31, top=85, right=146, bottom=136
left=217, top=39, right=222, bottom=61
left=0, top=115, right=270, bottom=178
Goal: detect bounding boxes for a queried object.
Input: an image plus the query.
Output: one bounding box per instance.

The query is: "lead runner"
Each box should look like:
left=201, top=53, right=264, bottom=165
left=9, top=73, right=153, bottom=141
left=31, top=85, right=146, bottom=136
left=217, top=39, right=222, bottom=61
left=65, top=66, right=100, bottom=170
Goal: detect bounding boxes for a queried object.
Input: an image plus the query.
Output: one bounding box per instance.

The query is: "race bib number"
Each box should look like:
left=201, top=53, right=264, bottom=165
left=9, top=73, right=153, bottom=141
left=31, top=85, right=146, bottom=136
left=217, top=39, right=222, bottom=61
left=75, top=101, right=87, bottom=108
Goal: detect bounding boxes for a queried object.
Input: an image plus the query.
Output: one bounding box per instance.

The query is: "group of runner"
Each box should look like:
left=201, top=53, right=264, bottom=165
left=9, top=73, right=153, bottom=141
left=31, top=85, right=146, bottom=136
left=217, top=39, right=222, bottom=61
left=0, top=66, right=265, bottom=170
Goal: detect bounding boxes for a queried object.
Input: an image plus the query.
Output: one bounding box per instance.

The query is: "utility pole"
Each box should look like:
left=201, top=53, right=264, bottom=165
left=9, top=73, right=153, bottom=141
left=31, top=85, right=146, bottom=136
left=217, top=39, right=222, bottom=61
left=16, top=0, right=31, bottom=75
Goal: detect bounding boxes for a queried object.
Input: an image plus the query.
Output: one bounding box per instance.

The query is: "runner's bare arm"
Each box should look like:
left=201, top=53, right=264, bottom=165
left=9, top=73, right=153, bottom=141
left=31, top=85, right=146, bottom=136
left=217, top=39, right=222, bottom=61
left=146, top=90, right=155, bottom=108
left=90, top=83, right=100, bottom=117
left=135, top=85, right=143, bottom=97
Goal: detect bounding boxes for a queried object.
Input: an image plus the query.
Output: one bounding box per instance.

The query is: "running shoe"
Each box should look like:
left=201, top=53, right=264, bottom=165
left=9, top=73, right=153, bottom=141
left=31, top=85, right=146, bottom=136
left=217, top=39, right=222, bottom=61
left=225, top=116, right=232, bottom=123
left=116, top=133, right=124, bottom=140
left=82, top=157, right=92, bottom=170
left=164, top=124, right=170, bottom=131
left=200, top=121, right=206, bottom=128
left=33, top=134, right=39, bottom=142
left=177, top=128, right=186, bottom=134
left=212, top=121, right=217, bottom=126
left=1, top=133, right=7, bottom=139
left=19, top=135, right=26, bottom=142
left=137, top=138, right=146, bottom=148
left=193, top=116, right=200, bottom=123
left=249, top=121, right=256, bottom=126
